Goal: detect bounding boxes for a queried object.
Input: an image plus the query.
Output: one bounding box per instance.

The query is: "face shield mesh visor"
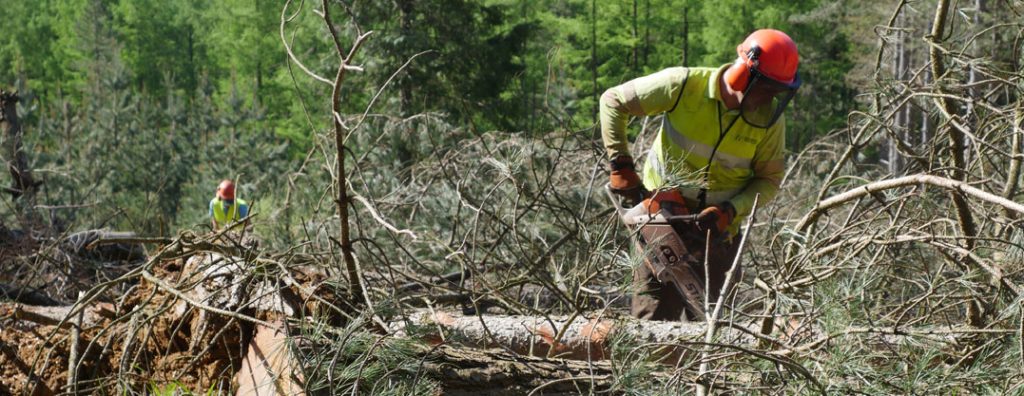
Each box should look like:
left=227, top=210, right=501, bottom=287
left=740, top=70, right=801, bottom=128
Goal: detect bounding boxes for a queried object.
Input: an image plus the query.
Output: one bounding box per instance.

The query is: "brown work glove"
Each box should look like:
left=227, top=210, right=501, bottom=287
left=696, top=202, right=736, bottom=235
left=643, top=189, right=689, bottom=216
left=609, top=156, right=649, bottom=205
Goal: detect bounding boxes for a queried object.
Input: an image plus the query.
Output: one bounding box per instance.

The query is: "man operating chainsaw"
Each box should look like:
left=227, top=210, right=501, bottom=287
left=602, top=29, right=799, bottom=321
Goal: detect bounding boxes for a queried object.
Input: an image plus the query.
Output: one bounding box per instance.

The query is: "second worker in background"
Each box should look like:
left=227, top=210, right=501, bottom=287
left=210, top=179, right=250, bottom=231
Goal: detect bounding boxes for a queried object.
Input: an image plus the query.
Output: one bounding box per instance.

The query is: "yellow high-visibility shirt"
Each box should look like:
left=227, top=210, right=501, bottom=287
left=210, top=198, right=250, bottom=227
left=600, top=66, right=785, bottom=235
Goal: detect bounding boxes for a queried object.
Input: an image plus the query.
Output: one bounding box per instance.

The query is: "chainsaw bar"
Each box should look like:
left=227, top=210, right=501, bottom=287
left=605, top=184, right=707, bottom=320
left=638, top=224, right=706, bottom=319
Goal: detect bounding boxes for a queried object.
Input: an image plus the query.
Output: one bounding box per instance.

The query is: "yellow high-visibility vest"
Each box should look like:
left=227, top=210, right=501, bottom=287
left=212, top=198, right=248, bottom=227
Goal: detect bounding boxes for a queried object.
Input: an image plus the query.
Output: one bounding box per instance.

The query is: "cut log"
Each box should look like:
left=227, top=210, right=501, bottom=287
left=401, top=310, right=996, bottom=362
left=396, top=310, right=750, bottom=361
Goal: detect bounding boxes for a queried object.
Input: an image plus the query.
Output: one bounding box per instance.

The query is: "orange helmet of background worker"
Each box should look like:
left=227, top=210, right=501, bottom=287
left=217, top=180, right=235, bottom=200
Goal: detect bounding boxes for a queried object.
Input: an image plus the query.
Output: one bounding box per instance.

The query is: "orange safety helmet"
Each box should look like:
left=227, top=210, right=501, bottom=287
left=217, top=179, right=235, bottom=200
left=723, top=29, right=801, bottom=128
left=724, top=29, right=800, bottom=91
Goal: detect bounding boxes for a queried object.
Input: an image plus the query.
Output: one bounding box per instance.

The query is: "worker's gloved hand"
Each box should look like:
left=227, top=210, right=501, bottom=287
left=696, top=202, right=736, bottom=234
left=644, top=189, right=689, bottom=217
left=609, top=156, right=649, bottom=205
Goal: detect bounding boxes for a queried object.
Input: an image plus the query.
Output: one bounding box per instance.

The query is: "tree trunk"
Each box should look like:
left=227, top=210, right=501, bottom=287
left=681, top=6, right=689, bottom=66
left=590, top=0, right=598, bottom=123
left=396, top=0, right=414, bottom=116
left=889, top=12, right=908, bottom=174
left=321, top=0, right=369, bottom=311
left=0, top=90, right=41, bottom=231
left=930, top=0, right=978, bottom=250
left=631, top=0, right=638, bottom=71
left=643, top=0, right=650, bottom=67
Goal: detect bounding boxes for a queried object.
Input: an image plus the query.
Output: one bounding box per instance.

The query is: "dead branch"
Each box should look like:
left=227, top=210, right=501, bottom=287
left=320, top=0, right=375, bottom=316
left=795, top=174, right=1024, bottom=236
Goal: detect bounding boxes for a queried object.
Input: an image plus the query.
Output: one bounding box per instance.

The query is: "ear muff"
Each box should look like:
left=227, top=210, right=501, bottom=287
left=723, top=59, right=750, bottom=92
left=724, top=44, right=761, bottom=92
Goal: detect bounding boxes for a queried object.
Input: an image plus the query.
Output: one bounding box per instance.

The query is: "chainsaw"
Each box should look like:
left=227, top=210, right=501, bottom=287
left=606, top=185, right=707, bottom=319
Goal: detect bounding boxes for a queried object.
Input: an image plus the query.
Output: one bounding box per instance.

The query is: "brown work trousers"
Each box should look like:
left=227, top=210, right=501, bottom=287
left=630, top=231, right=741, bottom=322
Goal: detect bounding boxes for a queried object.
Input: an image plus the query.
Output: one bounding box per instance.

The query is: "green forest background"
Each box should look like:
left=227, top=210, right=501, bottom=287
left=2, top=0, right=871, bottom=241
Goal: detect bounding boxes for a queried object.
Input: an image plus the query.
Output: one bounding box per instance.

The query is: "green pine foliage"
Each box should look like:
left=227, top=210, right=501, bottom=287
left=0, top=0, right=861, bottom=239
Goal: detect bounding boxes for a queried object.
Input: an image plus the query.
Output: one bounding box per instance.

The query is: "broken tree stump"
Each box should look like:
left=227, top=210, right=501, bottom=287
left=234, top=318, right=305, bottom=395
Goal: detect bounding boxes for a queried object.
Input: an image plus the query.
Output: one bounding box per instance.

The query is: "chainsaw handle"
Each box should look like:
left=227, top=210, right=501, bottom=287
left=608, top=183, right=700, bottom=226
left=622, top=212, right=699, bottom=226
left=665, top=214, right=699, bottom=223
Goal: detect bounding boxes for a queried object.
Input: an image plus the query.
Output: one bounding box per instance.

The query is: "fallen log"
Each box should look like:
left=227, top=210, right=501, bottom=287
left=396, top=310, right=1004, bottom=364
left=64, top=230, right=146, bottom=261
left=396, top=309, right=749, bottom=361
